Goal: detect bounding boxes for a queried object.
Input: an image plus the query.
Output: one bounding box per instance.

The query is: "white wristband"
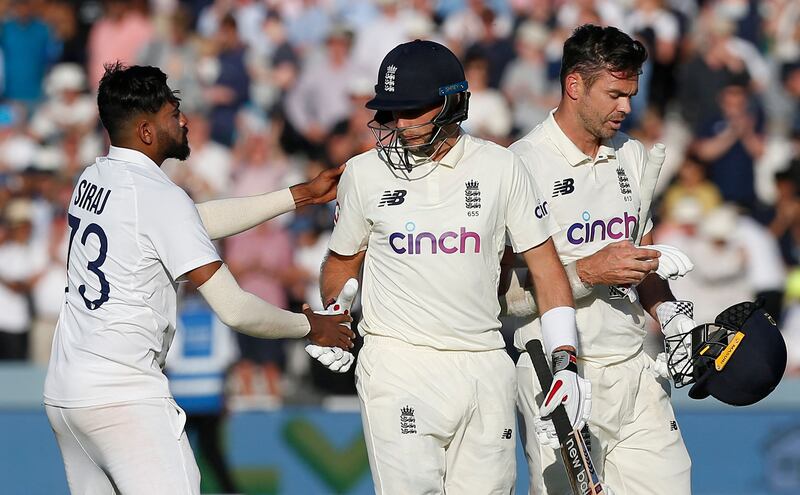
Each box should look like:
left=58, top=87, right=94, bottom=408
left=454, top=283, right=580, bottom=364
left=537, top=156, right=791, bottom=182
left=540, top=306, right=578, bottom=356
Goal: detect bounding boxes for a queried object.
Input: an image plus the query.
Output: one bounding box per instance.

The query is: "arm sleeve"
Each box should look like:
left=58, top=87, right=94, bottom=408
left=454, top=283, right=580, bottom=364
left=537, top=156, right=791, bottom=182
left=195, top=188, right=295, bottom=240
left=328, top=163, right=370, bottom=255
left=505, top=154, right=560, bottom=253
left=197, top=264, right=310, bottom=338
left=140, top=186, right=221, bottom=280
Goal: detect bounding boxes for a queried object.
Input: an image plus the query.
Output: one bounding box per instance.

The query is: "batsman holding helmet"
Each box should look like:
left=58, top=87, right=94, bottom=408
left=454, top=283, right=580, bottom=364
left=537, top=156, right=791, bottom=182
left=506, top=25, right=696, bottom=494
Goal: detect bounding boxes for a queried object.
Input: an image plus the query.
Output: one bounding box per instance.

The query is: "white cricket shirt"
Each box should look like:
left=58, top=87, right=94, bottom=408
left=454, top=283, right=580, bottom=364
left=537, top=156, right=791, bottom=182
left=329, top=134, right=557, bottom=351
left=44, top=146, right=221, bottom=407
left=510, top=111, right=653, bottom=364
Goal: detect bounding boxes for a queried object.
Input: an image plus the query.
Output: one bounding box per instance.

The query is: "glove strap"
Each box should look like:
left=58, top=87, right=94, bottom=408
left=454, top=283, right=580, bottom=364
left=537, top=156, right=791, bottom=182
left=551, top=349, right=578, bottom=374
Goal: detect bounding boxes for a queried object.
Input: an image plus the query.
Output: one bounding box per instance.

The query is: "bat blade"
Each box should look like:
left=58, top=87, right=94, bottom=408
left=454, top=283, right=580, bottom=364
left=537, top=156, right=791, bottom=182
left=633, top=142, right=666, bottom=245
left=526, top=339, right=606, bottom=495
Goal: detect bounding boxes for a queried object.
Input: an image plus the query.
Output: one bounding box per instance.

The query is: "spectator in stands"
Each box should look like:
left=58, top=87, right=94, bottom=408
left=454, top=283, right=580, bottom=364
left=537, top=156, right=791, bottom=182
left=627, top=0, right=680, bottom=116
left=465, top=7, right=516, bottom=89
left=679, top=17, right=752, bottom=133
left=283, top=24, right=354, bottom=158
left=692, top=76, right=765, bottom=211
left=461, top=51, right=512, bottom=144
left=204, top=14, right=250, bottom=147
left=350, top=0, right=409, bottom=81
left=284, top=0, right=332, bottom=55
left=0, top=0, right=59, bottom=104
left=443, top=0, right=511, bottom=57
left=769, top=169, right=800, bottom=265
left=248, top=11, right=300, bottom=114
left=325, top=76, right=376, bottom=168
left=30, top=204, right=68, bottom=366
left=501, top=21, right=558, bottom=136
left=0, top=104, right=38, bottom=173
left=30, top=63, right=98, bottom=160
left=661, top=154, right=723, bottom=220
left=671, top=205, right=753, bottom=323
left=138, top=6, right=205, bottom=114
left=225, top=131, right=302, bottom=399
left=87, top=0, right=154, bottom=89
left=0, top=199, right=47, bottom=360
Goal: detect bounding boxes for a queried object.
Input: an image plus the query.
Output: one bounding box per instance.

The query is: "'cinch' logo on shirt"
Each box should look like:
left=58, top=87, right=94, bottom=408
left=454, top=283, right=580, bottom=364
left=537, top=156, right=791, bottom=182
left=389, top=221, right=481, bottom=255
left=567, top=211, right=637, bottom=245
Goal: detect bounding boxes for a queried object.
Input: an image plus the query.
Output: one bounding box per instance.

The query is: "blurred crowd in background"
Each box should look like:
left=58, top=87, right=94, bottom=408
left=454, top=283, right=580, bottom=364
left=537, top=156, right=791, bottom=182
left=1, top=0, right=800, bottom=404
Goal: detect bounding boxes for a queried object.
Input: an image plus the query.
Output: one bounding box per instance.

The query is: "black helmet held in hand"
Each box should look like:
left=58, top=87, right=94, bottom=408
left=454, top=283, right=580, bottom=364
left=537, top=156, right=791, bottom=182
left=666, top=301, right=787, bottom=406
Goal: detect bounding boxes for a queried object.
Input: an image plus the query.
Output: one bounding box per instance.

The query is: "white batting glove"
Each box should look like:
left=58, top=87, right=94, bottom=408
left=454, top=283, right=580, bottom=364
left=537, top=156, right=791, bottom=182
left=653, top=351, right=671, bottom=380
left=305, top=279, right=358, bottom=373
left=305, top=344, right=354, bottom=372
left=649, top=244, right=694, bottom=280
left=538, top=350, right=592, bottom=444
left=533, top=413, right=560, bottom=448
left=656, top=301, right=697, bottom=383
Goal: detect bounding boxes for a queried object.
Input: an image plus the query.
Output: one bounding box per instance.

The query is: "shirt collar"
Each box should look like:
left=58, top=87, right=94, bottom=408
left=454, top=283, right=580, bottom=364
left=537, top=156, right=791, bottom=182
left=438, top=133, right=467, bottom=168
left=106, top=146, right=162, bottom=170
left=544, top=110, right=616, bottom=166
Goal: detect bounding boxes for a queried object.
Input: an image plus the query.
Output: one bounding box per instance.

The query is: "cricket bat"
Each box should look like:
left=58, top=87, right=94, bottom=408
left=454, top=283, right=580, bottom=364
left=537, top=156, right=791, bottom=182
left=526, top=339, right=606, bottom=495
left=633, top=143, right=666, bottom=245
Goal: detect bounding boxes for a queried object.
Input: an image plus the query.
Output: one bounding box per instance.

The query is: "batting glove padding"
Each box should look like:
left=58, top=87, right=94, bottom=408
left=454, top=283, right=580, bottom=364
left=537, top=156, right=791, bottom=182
left=657, top=300, right=697, bottom=382
left=305, top=278, right=359, bottom=373
left=537, top=350, right=592, bottom=446
left=649, top=244, right=694, bottom=280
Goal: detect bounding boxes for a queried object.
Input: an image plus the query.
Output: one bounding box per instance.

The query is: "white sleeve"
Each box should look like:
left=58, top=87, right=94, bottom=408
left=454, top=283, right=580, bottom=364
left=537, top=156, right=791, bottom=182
left=328, top=163, right=370, bottom=256
left=198, top=264, right=310, bottom=338
left=195, top=188, right=295, bottom=240
left=505, top=155, right=559, bottom=253
left=140, top=185, right=221, bottom=280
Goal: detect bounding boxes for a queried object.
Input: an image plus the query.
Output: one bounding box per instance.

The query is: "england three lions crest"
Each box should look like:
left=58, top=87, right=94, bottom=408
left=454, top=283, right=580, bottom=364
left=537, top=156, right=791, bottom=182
left=465, top=180, right=481, bottom=216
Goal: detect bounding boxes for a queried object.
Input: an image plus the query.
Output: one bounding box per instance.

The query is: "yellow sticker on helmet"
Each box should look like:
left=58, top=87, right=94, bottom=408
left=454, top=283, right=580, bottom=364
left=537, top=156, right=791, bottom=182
left=715, top=331, right=745, bottom=371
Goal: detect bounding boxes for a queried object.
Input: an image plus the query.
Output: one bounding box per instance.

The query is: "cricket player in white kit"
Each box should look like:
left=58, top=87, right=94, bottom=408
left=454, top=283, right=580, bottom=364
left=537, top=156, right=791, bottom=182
left=318, top=40, right=592, bottom=494
left=508, top=25, right=694, bottom=494
left=43, top=63, right=354, bottom=494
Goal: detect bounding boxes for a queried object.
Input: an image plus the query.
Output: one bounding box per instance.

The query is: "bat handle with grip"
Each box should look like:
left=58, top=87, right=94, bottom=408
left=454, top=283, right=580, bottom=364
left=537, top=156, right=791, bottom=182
left=526, top=339, right=578, bottom=442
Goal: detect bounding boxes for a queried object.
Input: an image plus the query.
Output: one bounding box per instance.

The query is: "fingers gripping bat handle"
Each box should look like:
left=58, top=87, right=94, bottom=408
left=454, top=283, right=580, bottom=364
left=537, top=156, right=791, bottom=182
left=526, top=339, right=605, bottom=495
left=526, top=340, right=576, bottom=442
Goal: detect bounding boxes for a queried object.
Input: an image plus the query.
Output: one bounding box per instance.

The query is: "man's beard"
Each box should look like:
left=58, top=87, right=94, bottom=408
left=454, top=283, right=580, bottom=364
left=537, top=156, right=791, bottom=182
left=579, top=109, right=616, bottom=141
left=160, top=128, right=190, bottom=161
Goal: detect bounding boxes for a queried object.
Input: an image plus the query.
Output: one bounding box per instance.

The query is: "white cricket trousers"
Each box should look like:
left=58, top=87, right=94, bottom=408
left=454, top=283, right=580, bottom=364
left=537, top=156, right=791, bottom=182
left=517, top=350, right=692, bottom=495
left=355, top=335, right=517, bottom=494
left=46, top=398, right=201, bottom=495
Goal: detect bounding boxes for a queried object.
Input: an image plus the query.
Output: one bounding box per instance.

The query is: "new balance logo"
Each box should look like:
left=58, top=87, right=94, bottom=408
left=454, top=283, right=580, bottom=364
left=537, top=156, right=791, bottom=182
left=501, top=428, right=513, bottom=440
left=378, top=190, right=407, bottom=207
left=400, top=405, right=417, bottom=434
left=552, top=178, right=575, bottom=197
left=670, top=420, right=678, bottom=431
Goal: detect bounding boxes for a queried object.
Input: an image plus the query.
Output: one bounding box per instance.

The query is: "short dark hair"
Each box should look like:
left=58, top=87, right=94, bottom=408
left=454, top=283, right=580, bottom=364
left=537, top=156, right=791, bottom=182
left=560, top=24, right=648, bottom=93
left=97, top=62, right=180, bottom=143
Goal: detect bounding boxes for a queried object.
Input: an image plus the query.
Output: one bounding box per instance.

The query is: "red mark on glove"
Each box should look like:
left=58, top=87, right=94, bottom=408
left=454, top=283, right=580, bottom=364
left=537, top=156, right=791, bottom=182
left=545, top=379, right=563, bottom=406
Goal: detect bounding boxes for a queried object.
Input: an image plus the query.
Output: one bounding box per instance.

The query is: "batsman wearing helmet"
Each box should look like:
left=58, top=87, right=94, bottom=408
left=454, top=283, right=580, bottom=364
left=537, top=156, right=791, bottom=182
left=505, top=25, right=696, bottom=494
left=318, top=39, right=590, bottom=493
